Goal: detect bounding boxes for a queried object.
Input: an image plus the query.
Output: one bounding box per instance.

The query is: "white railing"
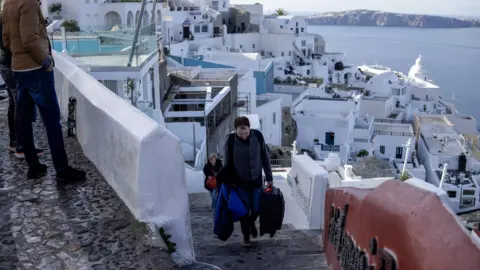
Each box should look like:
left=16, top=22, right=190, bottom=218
left=194, top=139, right=207, bottom=170
left=53, top=51, right=194, bottom=261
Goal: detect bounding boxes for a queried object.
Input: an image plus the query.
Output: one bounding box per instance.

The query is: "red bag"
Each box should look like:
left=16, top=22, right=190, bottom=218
left=206, top=176, right=217, bottom=190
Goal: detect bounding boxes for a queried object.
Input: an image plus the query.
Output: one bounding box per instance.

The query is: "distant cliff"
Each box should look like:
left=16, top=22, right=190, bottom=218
left=306, top=10, right=480, bottom=28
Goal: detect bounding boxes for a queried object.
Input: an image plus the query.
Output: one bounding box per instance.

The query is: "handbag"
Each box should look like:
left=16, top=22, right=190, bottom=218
left=206, top=175, right=217, bottom=190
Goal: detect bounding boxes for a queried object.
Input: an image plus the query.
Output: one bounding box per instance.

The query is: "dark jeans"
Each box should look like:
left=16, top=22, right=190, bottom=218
left=14, top=68, right=68, bottom=171
left=236, top=187, right=262, bottom=236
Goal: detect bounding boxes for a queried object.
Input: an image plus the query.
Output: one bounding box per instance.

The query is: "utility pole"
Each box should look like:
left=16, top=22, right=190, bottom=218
left=401, top=138, right=412, bottom=176
left=439, top=163, right=448, bottom=188
left=127, top=0, right=148, bottom=67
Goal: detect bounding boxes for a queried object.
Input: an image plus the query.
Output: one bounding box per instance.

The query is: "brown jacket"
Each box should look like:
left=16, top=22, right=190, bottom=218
left=2, top=0, right=52, bottom=71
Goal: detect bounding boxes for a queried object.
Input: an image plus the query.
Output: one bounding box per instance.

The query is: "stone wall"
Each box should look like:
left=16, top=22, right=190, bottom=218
left=52, top=51, right=194, bottom=261
left=323, top=180, right=480, bottom=269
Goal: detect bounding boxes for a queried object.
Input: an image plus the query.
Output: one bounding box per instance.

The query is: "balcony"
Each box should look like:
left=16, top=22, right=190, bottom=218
left=321, top=144, right=340, bottom=152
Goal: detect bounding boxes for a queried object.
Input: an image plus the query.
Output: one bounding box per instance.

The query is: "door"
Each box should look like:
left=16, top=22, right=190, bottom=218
left=325, top=132, right=335, bottom=145
left=183, top=26, right=189, bottom=39
left=396, top=146, right=403, bottom=159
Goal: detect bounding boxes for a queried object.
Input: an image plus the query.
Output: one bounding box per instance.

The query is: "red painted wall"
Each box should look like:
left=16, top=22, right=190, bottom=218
left=323, top=180, right=480, bottom=269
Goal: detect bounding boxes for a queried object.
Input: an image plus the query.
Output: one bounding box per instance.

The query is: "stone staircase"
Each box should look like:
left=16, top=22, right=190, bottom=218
left=187, top=193, right=330, bottom=269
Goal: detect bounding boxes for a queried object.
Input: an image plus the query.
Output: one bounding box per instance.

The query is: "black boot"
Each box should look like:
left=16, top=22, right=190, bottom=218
left=56, top=166, right=86, bottom=183
left=241, top=234, right=251, bottom=247
left=27, top=163, right=48, bottom=179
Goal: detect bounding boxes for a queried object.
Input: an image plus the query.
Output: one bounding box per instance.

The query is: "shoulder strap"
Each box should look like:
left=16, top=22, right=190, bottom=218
left=227, top=133, right=235, bottom=165
left=251, top=129, right=265, bottom=146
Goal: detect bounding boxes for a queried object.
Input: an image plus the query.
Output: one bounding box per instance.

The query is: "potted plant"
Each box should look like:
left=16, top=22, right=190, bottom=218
left=49, top=2, right=62, bottom=17
left=399, top=172, right=409, bottom=181
left=60, top=20, right=80, bottom=32
left=357, top=149, right=369, bottom=157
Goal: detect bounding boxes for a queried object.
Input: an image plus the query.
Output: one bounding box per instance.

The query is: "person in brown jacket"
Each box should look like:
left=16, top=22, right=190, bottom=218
left=2, top=0, right=86, bottom=182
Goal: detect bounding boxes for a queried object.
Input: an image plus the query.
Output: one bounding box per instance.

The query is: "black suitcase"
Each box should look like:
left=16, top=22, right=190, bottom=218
left=259, top=186, right=285, bottom=238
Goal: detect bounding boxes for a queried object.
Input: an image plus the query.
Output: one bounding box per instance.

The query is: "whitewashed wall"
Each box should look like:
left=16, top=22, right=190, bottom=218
left=286, top=154, right=329, bottom=230
left=256, top=98, right=282, bottom=146
left=53, top=51, right=194, bottom=261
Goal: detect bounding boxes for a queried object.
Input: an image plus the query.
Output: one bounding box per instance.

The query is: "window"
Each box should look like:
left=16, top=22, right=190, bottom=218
left=280, top=25, right=283, bottom=28
left=288, top=51, right=291, bottom=56
left=194, top=25, right=200, bottom=33
left=202, top=25, right=208, bottom=32
left=306, top=69, right=310, bottom=75
left=281, top=52, right=284, bottom=56
left=240, top=45, right=243, bottom=49
left=194, top=16, right=196, bottom=20
left=301, top=40, right=306, bottom=46
left=395, top=146, right=403, bottom=159
left=463, top=190, right=475, bottom=196
left=301, top=27, right=304, bottom=32
left=252, top=44, right=255, bottom=49
left=273, top=113, right=276, bottom=124
left=395, top=100, right=400, bottom=108
left=447, top=191, right=457, bottom=198
left=325, top=132, right=335, bottom=145
left=296, top=22, right=299, bottom=27
left=380, top=145, right=385, bottom=154
left=261, top=50, right=264, bottom=56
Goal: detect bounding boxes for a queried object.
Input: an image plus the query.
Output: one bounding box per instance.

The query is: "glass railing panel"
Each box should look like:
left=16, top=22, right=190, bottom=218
left=50, top=23, right=158, bottom=67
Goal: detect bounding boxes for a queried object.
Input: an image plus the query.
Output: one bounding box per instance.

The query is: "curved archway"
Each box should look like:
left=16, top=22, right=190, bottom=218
left=104, top=11, right=122, bottom=30
left=156, top=10, right=162, bottom=26
left=135, top=11, right=140, bottom=27
left=142, top=11, right=149, bottom=26
left=127, top=11, right=134, bottom=28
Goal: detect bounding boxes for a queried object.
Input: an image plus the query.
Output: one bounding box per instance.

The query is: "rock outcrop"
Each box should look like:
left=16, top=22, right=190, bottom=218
left=306, top=10, right=480, bottom=28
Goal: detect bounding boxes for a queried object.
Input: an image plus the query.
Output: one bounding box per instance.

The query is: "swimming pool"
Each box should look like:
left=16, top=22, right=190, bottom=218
left=52, top=38, right=126, bottom=54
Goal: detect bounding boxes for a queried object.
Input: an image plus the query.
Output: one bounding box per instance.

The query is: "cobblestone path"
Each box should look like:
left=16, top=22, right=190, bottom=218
left=0, top=100, right=178, bottom=269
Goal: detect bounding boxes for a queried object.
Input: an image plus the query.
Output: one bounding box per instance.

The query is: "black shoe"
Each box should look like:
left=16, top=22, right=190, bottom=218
left=56, top=167, right=86, bottom=183
left=250, top=224, right=258, bottom=239
left=27, top=163, right=48, bottom=179
left=241, top=235, right=251, bottom=247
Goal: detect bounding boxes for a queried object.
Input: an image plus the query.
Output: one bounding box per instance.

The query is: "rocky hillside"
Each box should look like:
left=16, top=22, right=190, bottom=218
left=306, top=10, right=480, bottom=28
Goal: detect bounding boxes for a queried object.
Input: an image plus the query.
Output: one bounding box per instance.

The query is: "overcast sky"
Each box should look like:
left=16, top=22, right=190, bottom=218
left=231, top=0, right=480, bottom=17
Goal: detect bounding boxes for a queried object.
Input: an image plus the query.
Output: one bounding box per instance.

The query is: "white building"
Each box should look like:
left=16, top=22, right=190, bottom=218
left=292, top=95, right=360, bottom=162
left=371, top=119, right=415, bottom=161
left=415, top=115, right=480, bottom=212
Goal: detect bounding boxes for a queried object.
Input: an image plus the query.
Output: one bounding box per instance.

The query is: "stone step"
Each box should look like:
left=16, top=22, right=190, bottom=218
left=188, top=192, right=330, bottom=270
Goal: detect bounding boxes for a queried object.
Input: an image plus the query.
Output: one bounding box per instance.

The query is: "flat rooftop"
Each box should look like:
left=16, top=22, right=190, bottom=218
left=417, top=115, right=466, bottom=156
left=424, top=135, right=465, bottom=156
left=352, top=156, right=397, bottom=179
left=373, top=122, right=414, bottom=137
left=169, top=67, right=248, bottom=81
left=458, top=210, right=480, bottom=227
left=74, top=53, right=151, bottom=67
